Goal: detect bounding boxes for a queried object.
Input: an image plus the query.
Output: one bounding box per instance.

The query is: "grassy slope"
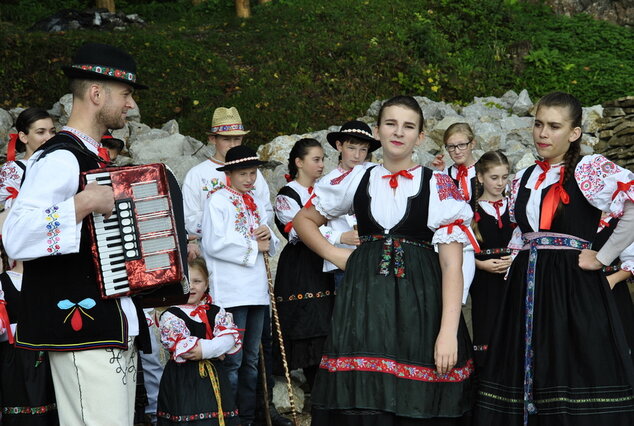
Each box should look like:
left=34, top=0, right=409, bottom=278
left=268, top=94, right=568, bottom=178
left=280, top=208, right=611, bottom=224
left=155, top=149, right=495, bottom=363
left=1, top=0, right=632, bottom=146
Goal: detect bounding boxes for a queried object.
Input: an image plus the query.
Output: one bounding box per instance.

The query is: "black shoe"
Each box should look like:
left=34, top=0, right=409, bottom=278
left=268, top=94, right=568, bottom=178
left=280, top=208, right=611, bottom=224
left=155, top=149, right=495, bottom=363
left=269, top=405, right=294, bottom=426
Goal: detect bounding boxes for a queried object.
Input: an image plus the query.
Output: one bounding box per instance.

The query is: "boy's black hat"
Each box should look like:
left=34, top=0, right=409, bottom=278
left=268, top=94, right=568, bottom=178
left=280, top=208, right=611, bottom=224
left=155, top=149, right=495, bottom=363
left=327, top=120, right=380, bottom=152
left=217, top=146, right=266, bottom=171
left=62, top=43, right=148, bottom=90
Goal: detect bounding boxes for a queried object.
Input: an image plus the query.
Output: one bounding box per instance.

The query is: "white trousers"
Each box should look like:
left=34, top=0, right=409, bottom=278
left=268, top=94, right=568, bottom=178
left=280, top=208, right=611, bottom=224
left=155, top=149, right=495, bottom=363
left=49, top=338, right=137, bottom=426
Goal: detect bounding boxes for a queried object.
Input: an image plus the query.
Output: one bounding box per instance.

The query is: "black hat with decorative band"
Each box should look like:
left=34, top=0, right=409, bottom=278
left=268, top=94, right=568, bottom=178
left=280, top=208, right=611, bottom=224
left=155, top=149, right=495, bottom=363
left=327, top=120, right=380, bottom=152
left=62, top=43, right=148, bottom=90
left=217, top=145, right=266, bottom=171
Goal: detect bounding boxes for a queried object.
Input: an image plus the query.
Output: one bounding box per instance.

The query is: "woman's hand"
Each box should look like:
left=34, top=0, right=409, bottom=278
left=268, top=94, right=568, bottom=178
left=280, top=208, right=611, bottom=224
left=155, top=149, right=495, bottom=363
left=434, top=330, right=458, bottom=375
left=340, top=230, right=360, bottom=246
left=181, top=341, right=203, bottom=361
left=476, top=255, right=512, bottom=274
left=431, top=153, right=445, bottom=171
left=578, top=249, right=603, bottom=271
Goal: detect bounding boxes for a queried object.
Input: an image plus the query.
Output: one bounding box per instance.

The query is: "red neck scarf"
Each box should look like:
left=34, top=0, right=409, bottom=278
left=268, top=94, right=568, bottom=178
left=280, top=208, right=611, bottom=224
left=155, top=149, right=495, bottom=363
left=284, top=184, right=314, bottom=234
left=539, top=166, right=569, bottom=230
left=487, top=199, right=505, bottom=229
left=242, top=193, right=258, bottom=214
left=456, top=165, right=470, bottom=200
left=97, top=146, right=111, bottom=168
left=190, top=303, right=213, bottom=339
left=534, top=160, right=550, bottom=189
left=382, top=169, right=414, bottom=189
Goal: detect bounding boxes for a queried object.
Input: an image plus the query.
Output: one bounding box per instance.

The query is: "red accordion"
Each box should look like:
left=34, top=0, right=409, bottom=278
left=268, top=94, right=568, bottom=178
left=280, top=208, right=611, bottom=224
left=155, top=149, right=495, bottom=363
left=81, top=163, right=187, bottom=300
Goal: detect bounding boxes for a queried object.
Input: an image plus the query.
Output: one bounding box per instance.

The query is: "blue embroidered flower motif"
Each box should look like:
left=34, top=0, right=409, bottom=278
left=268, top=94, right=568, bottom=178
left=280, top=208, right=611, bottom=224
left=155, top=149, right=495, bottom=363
left=58, top=298, right=96, bottom=331
left=45, top=205, right=62, bottom=255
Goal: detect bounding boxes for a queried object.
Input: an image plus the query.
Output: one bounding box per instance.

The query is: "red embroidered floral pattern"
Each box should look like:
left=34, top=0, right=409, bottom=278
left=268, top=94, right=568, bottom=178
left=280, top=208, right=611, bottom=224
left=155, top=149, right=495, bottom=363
left=320, top=355, right=474, bottom=383
left=3, top=403, right=56, bottom=415
left=330, top=169, right=353, bottom=185
left=157, top=408, right=239, bottom=422
left=575, top=155, right=620, bottom=201
left=435, top=173, right=464, bottom=201
left=276, top=290, right=333, bottom=302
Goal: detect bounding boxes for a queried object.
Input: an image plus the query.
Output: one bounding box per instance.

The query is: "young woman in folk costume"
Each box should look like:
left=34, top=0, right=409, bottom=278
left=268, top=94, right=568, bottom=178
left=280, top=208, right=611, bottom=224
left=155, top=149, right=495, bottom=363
left=442, top=122, right=478, bottom=207
left=594, top=213, right=634, bottom=365
left=0, top=108, right=56, bottom=209
left=273, top=138, right=335, bottom=390
left=469, top=150, right=514, bottom=368
left=475, top=92, right=634, bottom=426
left=294, top=95, right=477, bottom=425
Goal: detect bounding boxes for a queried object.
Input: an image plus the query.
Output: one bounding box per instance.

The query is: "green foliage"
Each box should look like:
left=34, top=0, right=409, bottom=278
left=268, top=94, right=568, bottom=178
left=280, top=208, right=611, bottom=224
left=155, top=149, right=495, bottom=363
left=0, top=0, right=633, bottom=146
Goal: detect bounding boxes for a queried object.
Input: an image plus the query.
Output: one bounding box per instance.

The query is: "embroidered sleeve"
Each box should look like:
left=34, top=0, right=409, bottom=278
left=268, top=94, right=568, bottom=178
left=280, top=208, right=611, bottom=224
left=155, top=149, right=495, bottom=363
left=575, top=154, right=634, bottom=216
left=159, top=310, right=199, bottom=363
left=312, top=164, right=370, bottom=220
left=508, top=168, right=526, bottom=224
left=274, top=194, right=300, bottom=227
left=428, top=172, right=476, bottom=246
left=212, top=308, right=241, bottom=355
left=182, top=169, right=204, bottom=237
left=2, top=151, right=83, bottom=261
left=255, top=170, right=273, bottom=227
left=619, top=242, right=634, bottom=275
left=0, top=161, right=24, bottom=209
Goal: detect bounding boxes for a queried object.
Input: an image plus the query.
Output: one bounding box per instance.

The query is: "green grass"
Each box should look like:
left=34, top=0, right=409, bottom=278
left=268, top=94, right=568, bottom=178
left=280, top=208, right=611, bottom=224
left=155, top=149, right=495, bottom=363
left=1, top=0, right=633, bottom=147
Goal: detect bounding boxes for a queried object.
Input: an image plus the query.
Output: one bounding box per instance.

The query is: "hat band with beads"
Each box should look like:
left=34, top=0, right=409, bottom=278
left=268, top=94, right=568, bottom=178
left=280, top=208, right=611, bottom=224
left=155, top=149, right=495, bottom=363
left=223, top=156, right=260, bottom=166
left=72, top=64, right=137, bottom=82
left=341, top=128, right=373, bottom=138
left=211, top=123, right=245, bottom=133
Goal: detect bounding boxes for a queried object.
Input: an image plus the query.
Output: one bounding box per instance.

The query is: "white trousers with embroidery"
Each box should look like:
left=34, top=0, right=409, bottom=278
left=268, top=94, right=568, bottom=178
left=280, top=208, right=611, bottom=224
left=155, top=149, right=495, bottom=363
left=49, top=338, right=137, bottom=426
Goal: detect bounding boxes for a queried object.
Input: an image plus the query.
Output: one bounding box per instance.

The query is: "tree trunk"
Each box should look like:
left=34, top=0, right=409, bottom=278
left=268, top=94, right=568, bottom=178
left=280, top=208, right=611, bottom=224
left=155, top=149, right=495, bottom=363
left=235, top=0, right=251, bottom=18
left=96, top=0, right=116, bottom=13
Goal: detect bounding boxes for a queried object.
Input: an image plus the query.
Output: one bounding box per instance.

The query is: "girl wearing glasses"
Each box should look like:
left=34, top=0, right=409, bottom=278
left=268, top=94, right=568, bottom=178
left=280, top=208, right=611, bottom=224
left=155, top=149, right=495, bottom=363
left=442, top=123, right=478, bottom=207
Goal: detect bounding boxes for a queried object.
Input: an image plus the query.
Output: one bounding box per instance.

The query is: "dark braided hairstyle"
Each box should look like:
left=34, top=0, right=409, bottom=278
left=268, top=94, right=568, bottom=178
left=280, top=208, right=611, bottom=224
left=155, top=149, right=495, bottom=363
left=287, top=138, right=322, bottom=180
left=472, top=150, right=510, bottom=243
left=535, top=92, right=583, bottom=216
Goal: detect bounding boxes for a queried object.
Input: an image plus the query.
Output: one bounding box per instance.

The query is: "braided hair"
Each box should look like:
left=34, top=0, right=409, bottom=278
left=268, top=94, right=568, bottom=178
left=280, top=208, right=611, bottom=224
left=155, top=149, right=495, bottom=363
left=472, top=150, right=510, bottom=243
left=287, top=138, right=322, bottom=180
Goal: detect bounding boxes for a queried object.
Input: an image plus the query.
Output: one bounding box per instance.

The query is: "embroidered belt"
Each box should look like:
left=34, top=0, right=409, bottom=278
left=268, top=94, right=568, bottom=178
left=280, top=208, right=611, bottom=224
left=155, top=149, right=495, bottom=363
left=519, top=232, right=591, bottom=425
left=475, top=247, right=512, bottom=257
left=360, top=235, right=433, bottom=278
left=602, top=264, right=621, bottom=274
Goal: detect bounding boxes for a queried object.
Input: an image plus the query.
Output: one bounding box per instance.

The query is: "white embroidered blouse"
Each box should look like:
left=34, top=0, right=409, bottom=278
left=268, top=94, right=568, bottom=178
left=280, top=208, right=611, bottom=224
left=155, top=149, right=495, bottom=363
left=0, top=160, right=26, bottom=209
left=182, top=157, right=273, bottom=237
left=159, top=303, right=241, bottom=363
left=201, top=186, right=279, bottom=308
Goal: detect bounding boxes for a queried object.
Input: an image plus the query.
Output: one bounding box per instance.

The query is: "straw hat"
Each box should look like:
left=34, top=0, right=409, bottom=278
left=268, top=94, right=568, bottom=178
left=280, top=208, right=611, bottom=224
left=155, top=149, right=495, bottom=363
left=210, top=107, right=250, bottom=135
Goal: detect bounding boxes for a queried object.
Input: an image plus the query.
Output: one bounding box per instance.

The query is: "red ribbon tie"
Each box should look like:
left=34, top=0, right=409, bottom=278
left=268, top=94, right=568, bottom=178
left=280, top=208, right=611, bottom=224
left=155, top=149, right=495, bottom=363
left=382, top=169, right=414, bottom=189
left=539, top=167, right=569, bottom=230
left=190, top=304, right=213, bottom=339
left=534, top=160, right=550, bottom=189
left=456, top=165, right=470, bottom=200
left=612, top=180, right=634, bottom=203
left=439, top=219, right=481, bottom=253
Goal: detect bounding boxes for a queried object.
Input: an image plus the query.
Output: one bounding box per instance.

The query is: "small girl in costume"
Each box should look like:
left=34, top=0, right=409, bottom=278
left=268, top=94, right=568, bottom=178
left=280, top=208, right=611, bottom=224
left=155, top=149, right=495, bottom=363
left=156, top=257, right=242, bottom=425
left=468, top=150, right=514, bottom=367
left=0, top=241, right=58, bottom=425
left=0, top=108, right=56, bottom=209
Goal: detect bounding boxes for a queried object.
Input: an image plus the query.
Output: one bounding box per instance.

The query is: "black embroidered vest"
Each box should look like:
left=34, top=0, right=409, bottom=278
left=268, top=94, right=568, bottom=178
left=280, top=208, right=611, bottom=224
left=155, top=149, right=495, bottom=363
left=16, top=132, right=128, bottom=351
left=353, top=166, right=435, bottom=242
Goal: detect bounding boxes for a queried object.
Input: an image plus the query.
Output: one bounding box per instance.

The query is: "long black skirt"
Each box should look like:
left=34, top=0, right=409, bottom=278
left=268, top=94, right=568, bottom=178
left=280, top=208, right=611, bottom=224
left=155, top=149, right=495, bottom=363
left=475, top=249, right=634, bottom=426
left=0, top=343, right=58, bottom=425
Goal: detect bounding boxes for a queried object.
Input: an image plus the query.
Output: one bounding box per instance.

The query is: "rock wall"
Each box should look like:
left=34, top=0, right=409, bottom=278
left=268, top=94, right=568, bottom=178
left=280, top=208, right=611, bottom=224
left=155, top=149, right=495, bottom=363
left=0, top=89, right=614, bottom=198
left=540, top=0, right=634, bottom=27
left=594, top=96, right=634, bottom=170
